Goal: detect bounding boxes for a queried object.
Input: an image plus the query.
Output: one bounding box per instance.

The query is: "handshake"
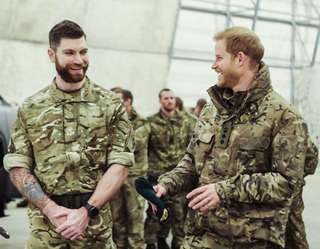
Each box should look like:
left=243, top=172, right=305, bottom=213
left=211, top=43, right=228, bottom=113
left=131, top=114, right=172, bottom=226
left=134, top=177, right=169, bottom=222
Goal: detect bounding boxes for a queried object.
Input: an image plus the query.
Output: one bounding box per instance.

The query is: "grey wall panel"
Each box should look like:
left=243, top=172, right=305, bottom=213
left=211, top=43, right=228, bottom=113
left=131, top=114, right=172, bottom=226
left=0, top=40, right=169, bottom=115
left=0, top=0, right=179, bottom=115
left=85, top=0, right=179, bottom=53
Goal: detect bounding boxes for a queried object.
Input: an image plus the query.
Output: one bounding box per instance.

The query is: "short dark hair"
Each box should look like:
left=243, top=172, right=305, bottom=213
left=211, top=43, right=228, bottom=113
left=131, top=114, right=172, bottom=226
left=158, top=88, right=172, bottom=99
left=196, top=98, right=207, bottom=109
left=122, top=89, right=133, bottom=105
left=110, top=86, right=123, bottom=94
left=175, top=97, right=183, bottom=111
left=49, top=20, right=86, bottom=50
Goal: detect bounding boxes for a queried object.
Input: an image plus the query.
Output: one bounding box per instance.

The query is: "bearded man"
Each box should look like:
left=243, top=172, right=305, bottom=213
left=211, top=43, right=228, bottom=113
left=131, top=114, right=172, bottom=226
left=153, top=26, right=317, bottom=249
left=145, top=88, right=195, bottom=249
left=4, top=20, right=134, bottom=249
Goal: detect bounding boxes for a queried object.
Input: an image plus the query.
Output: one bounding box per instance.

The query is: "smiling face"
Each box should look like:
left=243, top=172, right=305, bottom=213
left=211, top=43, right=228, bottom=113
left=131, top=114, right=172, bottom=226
left=49, top=36, right=89, bottom=84
left=211, top=39, right=241, bottom=89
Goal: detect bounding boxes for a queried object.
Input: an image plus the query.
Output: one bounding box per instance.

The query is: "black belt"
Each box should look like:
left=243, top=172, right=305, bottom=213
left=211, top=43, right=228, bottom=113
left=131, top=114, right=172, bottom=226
left=50, top=192, right=92, bottom=209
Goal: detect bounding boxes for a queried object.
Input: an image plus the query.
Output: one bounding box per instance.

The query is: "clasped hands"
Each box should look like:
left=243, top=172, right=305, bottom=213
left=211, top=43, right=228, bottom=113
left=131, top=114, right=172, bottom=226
left=42, top=201, right=89, bottom=240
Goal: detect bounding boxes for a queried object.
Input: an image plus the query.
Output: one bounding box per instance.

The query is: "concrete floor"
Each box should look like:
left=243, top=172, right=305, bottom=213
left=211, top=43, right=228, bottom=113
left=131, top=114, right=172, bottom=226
left=0, top=172, right=319, bottom=249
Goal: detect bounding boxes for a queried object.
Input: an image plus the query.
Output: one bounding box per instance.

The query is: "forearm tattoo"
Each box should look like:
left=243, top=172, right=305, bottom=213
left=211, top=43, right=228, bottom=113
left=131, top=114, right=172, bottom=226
left=10, top=168, right=50, bottom=209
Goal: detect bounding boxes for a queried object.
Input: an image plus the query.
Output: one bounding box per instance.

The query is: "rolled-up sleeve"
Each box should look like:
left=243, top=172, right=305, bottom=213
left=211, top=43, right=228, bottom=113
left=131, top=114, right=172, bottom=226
left=107, top=103, right=135, bottom=167
left=4, top=108, right=34, bottom=171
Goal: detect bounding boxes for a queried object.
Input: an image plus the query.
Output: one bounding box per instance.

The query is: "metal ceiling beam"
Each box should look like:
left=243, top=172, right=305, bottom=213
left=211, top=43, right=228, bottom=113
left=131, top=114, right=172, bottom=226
left=290, top=0, right=297, bottom=104
left=309, top=0, right=320, bottom=66
left=251, top=0, right=261, bottom=31
left=171, top=55, right=305, bottom=69
left=168, top=0, right=182, bottom=69
left=226, top=0, right=232, bottom=27
left=181, top=4, right=319, bottom=29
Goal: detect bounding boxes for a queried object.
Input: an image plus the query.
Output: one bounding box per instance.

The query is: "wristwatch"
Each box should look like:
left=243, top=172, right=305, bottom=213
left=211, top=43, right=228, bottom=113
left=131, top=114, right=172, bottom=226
left=84, top=202, right=99, bottom=218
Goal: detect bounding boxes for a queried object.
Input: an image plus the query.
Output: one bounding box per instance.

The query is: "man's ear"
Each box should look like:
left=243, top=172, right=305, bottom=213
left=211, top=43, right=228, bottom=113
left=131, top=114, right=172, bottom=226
left=236, top=51, right=247, bottom=66
left=48, top=48, right=56, bottom=63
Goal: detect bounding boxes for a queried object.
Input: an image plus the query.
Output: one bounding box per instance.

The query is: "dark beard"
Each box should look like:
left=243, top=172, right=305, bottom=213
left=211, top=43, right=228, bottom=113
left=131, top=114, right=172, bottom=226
left=55, top=59, right=88, bottom=83
left=163, top=105, right=175, bottom=112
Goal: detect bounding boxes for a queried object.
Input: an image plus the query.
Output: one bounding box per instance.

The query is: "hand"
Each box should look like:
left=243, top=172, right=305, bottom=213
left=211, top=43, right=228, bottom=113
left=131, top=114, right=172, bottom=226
left=149, top=184, right=167, bottom=214
left=186, top=184, right=220, bottom=213
left=153, top=184, right=167, bottom=198
left=42, top=200, right=71, bottom=228
left=56, top=207, right=89, bottom=240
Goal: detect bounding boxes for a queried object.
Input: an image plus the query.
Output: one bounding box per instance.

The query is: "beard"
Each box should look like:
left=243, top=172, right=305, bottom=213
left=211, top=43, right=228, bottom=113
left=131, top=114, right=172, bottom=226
left=217, top=68, right=240, bottom=89
left=162, top=103, right=176, bottom=112
left=55, top=58, right=88, bottom=84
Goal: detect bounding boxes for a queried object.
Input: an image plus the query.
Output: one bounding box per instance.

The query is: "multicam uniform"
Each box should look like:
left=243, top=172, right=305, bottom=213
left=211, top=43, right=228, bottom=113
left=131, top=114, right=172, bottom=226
left=111, top=108, right=150, bottom=249
left=145, top=110, right=195, bottom=249
left=285, top=139, right=318, bottom=249
left=158, top=62, right=317, bottom=249
left=4, top=77, right=134, bottom=249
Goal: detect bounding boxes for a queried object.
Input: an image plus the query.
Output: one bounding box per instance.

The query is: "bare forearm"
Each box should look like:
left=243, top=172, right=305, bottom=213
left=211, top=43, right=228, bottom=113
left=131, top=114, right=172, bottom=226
left=9, top=167, right=50, bottom=210
left=88, top=164, right=128, bottom=209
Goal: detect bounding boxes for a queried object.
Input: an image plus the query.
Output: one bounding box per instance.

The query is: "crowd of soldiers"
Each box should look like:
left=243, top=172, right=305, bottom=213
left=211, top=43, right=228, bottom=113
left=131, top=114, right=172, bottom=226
left=2, top=20, right=319, bottom=249
left=106, top=87, right=203, bottom=249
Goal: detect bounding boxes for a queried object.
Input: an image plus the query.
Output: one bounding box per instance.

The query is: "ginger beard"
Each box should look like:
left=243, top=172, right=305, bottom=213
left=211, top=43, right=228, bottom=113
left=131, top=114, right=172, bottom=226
left=216, top=60, right=240, bottom=89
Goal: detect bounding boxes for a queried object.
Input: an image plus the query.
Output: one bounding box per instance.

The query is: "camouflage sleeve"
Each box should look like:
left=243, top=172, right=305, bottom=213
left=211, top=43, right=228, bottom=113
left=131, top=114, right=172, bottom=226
left=215, top=109, right=308, bottom=204
left=158, top=153, right=198, bottom=195
left=107, top=103, right=135, bottom=167
left=158, top=121, right=199, bottom=195
left=304, top=138, right=318, bottom=176
left=135, top=121, right=150, bottom=153
left=4, top=108, right=34, bottom=171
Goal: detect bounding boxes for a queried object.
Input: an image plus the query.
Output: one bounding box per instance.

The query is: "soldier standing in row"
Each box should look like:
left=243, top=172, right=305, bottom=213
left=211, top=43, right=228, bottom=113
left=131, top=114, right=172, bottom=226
left=175, top=97, right=197, bottom=129
left=145, top=88, right=195, bottom=249
left=110, top=88, right=150, bottom=249
left=3, top=20, right=134, bottom=248
left=153, top=26, right=318, bottom=249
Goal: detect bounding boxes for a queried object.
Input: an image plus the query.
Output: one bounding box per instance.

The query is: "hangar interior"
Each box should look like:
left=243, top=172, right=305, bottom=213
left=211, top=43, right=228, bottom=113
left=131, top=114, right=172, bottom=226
left=0, top=1, right=319, bottom=248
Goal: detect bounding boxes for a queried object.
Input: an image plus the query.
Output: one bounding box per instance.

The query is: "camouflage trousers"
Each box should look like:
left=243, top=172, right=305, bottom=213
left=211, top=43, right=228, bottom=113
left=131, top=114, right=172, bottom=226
left=181, top=234, right=282, bottom=249
left=144, top=193, right=187, bottom=249
left=110, top=176, right=146, bottom=249
left=285, top=188, right=309, bottom=249
left=26, top=204, right=115, bottom=249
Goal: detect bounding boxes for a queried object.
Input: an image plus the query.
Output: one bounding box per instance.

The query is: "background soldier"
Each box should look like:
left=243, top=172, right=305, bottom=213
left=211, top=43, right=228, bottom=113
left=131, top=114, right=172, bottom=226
left=193, top=98, right=207, bottom=118
left=3, top=20, right=134, bottom=249
left=145, top=88, right=195, bottom=249
left=285, top=139, right=318, bottom=249
left=153, top=26, right=317, bottom=249
left=110, top=88, right=150, bottom=249
left=175, top=96, right=197, bottom=129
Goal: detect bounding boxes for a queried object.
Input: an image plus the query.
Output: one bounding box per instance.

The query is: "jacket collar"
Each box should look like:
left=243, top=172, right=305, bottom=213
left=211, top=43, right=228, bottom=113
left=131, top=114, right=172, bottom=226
left=207, top=61, right=273, bottom=116
left=49, top=76, right=97, bottom=104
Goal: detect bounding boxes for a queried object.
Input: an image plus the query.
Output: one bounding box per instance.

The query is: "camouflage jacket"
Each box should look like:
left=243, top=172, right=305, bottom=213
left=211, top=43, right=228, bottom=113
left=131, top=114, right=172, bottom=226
left=159, top=62, right=312, bottom=247
left=179, top=109, right=197, bottom=129
left=147, top=110, right=195, bottom=179
left=4, top=77, right=134, bottom=195
left=128, top=108, right=150, bottom=177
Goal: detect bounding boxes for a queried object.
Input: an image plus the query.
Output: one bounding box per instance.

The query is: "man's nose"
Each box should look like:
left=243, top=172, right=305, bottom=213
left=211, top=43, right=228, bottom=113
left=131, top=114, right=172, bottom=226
left=211, top=61, right=217, bottom=70
left=73, top=53, right=83, bottom=64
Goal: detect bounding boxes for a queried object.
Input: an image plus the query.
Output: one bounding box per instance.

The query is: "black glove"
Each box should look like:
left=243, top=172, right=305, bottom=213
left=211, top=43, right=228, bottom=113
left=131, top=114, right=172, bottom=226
left=135, top=177, right=169, bottom=222
left=0, top=226, right=10, bottom=239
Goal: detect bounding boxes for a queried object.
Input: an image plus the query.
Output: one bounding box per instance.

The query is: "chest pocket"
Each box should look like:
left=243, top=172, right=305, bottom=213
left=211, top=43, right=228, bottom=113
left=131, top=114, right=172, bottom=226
left=236, top=135, right=271, bottom=174
left=193, top=131, right=215, bottom=175
left=27, top=107, right=63, bottom=153
left=150, top=124, right=168, bottom=149
left=79, top=104, right=107, bottom=143
left=79, top=104, right=108, bottom=168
